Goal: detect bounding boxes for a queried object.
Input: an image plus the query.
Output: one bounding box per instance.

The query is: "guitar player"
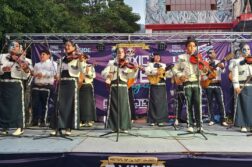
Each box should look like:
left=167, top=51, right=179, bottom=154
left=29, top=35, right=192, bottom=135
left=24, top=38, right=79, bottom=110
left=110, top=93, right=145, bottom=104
left=204, top=49, right=228, bottom=127
left=145, top=52, right=169, bottom=126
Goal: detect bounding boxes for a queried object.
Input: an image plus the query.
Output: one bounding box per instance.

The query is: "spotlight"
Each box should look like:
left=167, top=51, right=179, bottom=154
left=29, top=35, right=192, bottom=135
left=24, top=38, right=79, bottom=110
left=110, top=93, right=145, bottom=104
left=96, top=43, right=105, bottom=52
left=157, top=42, right=167, bottom=51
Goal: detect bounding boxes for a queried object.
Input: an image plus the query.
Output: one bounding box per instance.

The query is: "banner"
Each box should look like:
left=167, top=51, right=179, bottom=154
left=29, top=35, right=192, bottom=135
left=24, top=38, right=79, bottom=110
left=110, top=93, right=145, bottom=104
left=31, top=41, right=247, bottom=121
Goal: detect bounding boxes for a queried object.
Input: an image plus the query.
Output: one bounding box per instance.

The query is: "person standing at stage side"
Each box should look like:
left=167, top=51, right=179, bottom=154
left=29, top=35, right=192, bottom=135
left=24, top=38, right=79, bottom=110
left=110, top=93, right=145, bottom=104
left=101, top=47, right=138, bottom=132
left=145, top=52, right=169, bottom=126
left=31, top=50, right=57, bottom=127
left=231, top=43, right=252, bottom=133
left=79, top=54, right=96, bottom=127
left=173, top=37, right=207, bottom=133
left=228, top=49, right=242, bottom=121
left=0, top=41, right=32, bottom=136
left=204, top=49, right=228, bottom=127
left=50, top=39, right=85, bottom=136
left=242, top=0, right=252, bottom=13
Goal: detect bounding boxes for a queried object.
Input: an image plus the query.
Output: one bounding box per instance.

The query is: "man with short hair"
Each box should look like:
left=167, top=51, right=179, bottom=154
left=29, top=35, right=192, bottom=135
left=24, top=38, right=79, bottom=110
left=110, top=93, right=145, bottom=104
left=31, top=50, right=57, bottom=127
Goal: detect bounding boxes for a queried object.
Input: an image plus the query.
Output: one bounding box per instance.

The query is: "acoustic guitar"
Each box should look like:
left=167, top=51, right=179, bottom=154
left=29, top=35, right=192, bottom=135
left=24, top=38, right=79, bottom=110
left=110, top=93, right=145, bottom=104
left=147, top=64, right=174, bottom=85
left=200, top=53, right=234, bottom=88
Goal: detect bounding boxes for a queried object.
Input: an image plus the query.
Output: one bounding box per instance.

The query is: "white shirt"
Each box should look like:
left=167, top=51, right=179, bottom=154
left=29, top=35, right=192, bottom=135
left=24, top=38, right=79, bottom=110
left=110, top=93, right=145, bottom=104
left=0, top=53, right=32, bottom=80
left=208, top=59, right=225, bottom=81
left=57, top=58, right=86, bottom=78
left=33, top=59, right=57, bottom=85
left=101, top=59, right=137, bottom=82
left=173, top=54, right=201, bottom=82
left=232, top=57, right=252, bottom=89
left=144, top=62, right=172, bottom=78
left=81, top=64, right=96, bottom=84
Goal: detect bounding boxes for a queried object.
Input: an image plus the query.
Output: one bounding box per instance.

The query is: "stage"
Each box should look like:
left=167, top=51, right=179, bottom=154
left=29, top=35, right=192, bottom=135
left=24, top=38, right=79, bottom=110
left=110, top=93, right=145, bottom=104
left=1, top=122, right=252, bottom=167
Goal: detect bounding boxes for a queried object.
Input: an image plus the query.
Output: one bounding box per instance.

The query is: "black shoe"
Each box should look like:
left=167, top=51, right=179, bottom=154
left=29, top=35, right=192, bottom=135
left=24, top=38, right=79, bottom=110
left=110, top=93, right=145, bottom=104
left=39, top=122, right=46, bottom=127
left=178, top=119, right=187, bottom=123
left=31, top=122, right=38, bottom=126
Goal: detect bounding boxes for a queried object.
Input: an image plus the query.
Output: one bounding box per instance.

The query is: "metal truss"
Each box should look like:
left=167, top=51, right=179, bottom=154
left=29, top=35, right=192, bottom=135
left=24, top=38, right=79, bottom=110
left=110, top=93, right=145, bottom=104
left=5, top=32, right=252, bottom=44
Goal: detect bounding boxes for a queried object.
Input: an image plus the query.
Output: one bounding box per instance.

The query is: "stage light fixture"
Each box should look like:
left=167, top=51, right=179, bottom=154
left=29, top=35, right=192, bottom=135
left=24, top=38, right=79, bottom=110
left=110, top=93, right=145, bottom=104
left=96, top=43, right=105, bottom=52
left=157, top=42, right=167, bottom=51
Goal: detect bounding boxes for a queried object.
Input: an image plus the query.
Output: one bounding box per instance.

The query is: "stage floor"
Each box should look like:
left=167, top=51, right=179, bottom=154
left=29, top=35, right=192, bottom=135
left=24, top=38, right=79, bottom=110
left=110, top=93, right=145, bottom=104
left=0, top=122, right=251, bottom=155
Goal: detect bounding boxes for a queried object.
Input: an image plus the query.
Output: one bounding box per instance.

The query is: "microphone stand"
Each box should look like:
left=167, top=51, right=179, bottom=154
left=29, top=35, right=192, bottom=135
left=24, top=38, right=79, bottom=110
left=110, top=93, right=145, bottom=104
left=178, top=46, right=217, bottom=140
left=33, top=56, right=72, bottom=141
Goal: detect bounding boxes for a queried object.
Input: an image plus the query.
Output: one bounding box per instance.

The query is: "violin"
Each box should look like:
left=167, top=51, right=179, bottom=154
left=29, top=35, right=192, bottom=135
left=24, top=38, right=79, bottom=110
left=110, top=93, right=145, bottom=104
left=66, top=52, right=86, bottom=61
left=189, top=54, right=209, bottom=70
left=118, top=59, right=138, bottom=69
left=240, top=56, right=252, bottom=65
left=9, top=52, right=31, bottom=72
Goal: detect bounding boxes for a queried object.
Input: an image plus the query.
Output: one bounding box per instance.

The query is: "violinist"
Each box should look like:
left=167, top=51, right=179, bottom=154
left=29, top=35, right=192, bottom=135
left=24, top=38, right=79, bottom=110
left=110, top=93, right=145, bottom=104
left=173, top=37, right=205, bottom=133
left=228, top=49, right=242, bottom=122
left=144, top=52, right=169, bottom=126
left=31, top=50, right=57, bottom=127
left=204, top=49, right=228, bottom=127
left=231, top=43, right=252, bottom=133
left=101, top=47, right=138, bottom=132
left=50, top=39, right=85, bottom=136
left=79, top=54, right=96, bottom=127
left=0, top=41, right=32, bottom=136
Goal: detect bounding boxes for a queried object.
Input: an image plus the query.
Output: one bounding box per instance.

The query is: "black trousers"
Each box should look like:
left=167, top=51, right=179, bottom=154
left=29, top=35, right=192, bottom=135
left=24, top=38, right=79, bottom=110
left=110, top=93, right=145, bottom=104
left=175, top=85, right=186, bottom=122
left=32, top=85, right=53, bottom=124
left=206, top=84, right=226, bottom=123
left=184, top=82, right=202, bottom=128
left=128, top=87, right=136, bottom=120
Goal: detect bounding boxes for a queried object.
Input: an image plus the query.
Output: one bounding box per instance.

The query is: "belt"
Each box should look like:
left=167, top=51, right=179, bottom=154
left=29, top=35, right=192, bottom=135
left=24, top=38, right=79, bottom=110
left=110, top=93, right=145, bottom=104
left=211, top=80, right=221, bottom=84
left=151, top=83, right=166, bottom=86
left=209, top=83, right=221, bottom=86
left=183, top=81, right=198, bottom=86
left=34, top=83, right=52, bottom=86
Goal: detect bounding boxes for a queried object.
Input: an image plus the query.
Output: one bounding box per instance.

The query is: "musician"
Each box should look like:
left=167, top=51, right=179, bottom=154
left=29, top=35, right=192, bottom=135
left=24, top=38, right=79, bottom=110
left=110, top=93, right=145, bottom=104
left=173, top=37, right=206, bottom=132
left=204, top=49, right=228, bottom=126
left=125, top=50, right=138, bottom=122
left=31, top=50, right=57, bottom=127
left=242, top=0, right=252, bottom=13
left=50, top=39, right=85, bottom=136
left=231, top=43, right=252, bottom=132
left=0, top=41, right=32, bottom=136
left=228, top=49, right=242, bottom=120
left=145, top=52, right=169, bottom=126
left=79, top=54, right=96, bottom=127
left=101, top=47, right=137, bottom=132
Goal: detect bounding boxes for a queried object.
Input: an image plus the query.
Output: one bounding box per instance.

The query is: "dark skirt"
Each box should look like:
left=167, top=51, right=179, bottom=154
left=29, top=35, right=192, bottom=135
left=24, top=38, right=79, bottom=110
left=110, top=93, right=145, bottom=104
left=148, top=83, right=168, bottom=123
left=128, top=87, right=136, bottom=120
left=106, top=80, right=131, bottom=131
left=234, top=83, right=252, bottom=127
left=79, top=83, right=96, bottom=122
left=0, top=79, right=24, bottom=128
left=51, top=77, right=79, bottom=129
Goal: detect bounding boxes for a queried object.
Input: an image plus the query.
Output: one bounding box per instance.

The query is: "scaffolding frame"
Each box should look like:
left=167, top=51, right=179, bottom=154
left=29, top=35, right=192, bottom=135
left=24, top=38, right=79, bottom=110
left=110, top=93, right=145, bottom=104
left=5, top=32, right=252, bottom=44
